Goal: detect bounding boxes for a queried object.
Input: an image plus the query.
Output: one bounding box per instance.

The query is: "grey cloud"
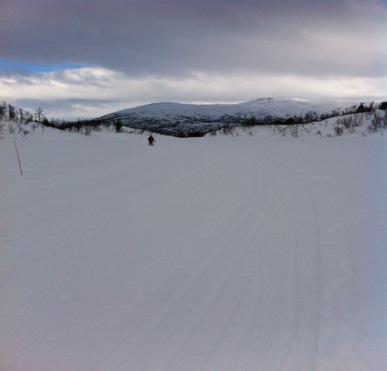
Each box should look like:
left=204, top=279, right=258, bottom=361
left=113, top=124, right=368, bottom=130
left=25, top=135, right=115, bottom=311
left=1, top=0, right=386, bottom=78
left=2, top=67, right=386, bottom=119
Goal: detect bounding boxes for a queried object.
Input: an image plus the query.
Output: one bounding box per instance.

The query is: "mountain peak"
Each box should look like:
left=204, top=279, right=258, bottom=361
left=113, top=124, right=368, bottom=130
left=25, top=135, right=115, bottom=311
left=243, top=98, right=274, bottom=104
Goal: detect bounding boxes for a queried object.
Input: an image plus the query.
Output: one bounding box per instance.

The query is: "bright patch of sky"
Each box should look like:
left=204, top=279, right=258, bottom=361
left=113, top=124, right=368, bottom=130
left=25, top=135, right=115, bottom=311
left=1, top=67, right=386, bottom=119
left=0, top=58, right=84, bottom=74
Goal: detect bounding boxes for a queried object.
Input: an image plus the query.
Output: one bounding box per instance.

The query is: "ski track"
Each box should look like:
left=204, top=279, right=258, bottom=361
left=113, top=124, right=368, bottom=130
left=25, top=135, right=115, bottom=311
left=1, top=131, right=386, bottom=371
left=96, top=145, right=271, bottom=370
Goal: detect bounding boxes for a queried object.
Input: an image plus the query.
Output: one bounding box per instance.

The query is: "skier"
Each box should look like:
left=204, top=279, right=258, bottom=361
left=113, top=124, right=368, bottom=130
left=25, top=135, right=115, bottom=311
left=148, top=134, right=155, bottom=146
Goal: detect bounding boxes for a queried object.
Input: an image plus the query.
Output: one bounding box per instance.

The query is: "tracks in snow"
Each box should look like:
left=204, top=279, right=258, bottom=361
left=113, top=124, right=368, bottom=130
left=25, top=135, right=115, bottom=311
left=4, top=133, right=386, bottom=371
left=93, top=142, right=323, bottom=371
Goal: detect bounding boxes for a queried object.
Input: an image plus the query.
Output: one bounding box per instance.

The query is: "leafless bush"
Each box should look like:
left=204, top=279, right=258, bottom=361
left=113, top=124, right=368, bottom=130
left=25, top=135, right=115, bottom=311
left=368, top=112, right=384, bottom=133
left=222, top=124, right=235, bottom=135
left=242, top=126, right=253, bottom=136
left=274, top=126, right=287, bottom=136
left=337, top=115, right=352, bottom=129
left=353, top=114, right=363, bottom=127
left=82, top=126, right=92, bottom=136
left=289, top=125, right=298, bottom=137
left=304, top=125, right=312, bottom=135
left=334, top=126, right=344, bottom=136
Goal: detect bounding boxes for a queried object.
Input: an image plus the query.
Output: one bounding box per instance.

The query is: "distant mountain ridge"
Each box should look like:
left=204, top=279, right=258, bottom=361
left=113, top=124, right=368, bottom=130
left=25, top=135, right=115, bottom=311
left=98, top=98, right=347, bottom=120
left=96, top=98, right=362, bottom=137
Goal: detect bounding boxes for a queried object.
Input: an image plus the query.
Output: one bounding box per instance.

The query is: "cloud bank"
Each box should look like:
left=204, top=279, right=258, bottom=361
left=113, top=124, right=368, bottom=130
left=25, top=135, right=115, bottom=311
left=0, top=0, right=386, bottom=117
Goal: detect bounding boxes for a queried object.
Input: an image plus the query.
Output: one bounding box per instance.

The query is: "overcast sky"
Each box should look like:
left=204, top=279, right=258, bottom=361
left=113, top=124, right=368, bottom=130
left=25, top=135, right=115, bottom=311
left=1, top=0, right=386, bottom=118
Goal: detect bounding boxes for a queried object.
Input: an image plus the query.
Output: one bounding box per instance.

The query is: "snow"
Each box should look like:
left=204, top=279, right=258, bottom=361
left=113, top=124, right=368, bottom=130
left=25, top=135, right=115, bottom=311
left=232, top=110, right=386, bottom=138
left=1, top=125, right=386, bottom=371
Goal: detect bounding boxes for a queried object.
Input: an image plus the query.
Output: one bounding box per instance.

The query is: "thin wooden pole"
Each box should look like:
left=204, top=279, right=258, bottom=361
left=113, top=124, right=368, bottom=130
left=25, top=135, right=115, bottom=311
left=13, top=137, right=23, bottom=175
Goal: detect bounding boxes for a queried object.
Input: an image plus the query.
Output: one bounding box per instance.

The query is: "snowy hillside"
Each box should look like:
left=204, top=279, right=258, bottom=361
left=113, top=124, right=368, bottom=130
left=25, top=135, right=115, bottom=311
left=222, top=110, right=387, bottom=138
left=98, top=98, right=346, bottom=120
left=1, top=124, right=386, bottom=371
left=96, top=98, right=359, bottom=137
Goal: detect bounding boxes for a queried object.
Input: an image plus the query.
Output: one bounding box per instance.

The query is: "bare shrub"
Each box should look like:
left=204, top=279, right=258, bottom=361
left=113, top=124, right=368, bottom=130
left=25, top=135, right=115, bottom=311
left=368, top=112, right=384, bottom=133
left=83, top=126, right=92, bottom=136
left=337, top=115, right=353, bottom=129
left=222, top=124, right=235, bottom=135
left=289, top=125, right=298, bottom=138
left=275, top=126, right=287, bottom=136
left=353, top=114, right=363, bottom=127
left=304, top=125, right=312, bottom=135
left=337, top=114, right=363, bottom=131
left=334, top=126, right=344, bottom=136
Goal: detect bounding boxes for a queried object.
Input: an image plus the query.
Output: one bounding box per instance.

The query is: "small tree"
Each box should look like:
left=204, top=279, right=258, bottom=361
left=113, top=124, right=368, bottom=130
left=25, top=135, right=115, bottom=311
left=0, top=102, right=6, bottom=120
left=8, top=104, right=16, bottom=120
left=285, top=117, right=296, bottom=125
left=19, top=108, right=24, bottom=123
left=114, top=120, right=123, bottom=133
left=35, top=107, right=44, bottom=123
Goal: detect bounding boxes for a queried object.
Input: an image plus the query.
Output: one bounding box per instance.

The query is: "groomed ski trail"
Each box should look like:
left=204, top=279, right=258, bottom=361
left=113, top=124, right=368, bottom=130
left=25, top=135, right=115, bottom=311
left=1, top=131, right=386, bottom=371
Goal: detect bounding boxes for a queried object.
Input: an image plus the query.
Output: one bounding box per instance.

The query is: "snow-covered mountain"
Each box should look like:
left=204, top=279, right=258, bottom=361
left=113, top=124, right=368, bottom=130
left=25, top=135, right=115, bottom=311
left=98, top=98, right=348, bottom=121
left=96, top=98, right=357, bottom=137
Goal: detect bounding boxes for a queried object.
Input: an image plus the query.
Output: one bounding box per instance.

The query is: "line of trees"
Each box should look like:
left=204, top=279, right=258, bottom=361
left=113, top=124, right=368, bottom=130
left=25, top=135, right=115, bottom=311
left=42, top=118, right=125, bottom=136
left=2, top=100, right=386, bottom=138
left=240, top=102, right=387, bottom=129
left=0, top=102, right=47, bottom=124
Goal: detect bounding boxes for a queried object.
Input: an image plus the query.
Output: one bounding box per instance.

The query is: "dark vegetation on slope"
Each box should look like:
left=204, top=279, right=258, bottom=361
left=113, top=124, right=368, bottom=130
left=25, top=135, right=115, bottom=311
left=1, top=101, right=386, bottom=138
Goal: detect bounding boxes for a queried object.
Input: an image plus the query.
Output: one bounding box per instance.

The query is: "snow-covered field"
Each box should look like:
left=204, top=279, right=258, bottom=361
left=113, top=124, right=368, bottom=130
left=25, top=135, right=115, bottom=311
left=1, top=127, right=386, bottom=371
